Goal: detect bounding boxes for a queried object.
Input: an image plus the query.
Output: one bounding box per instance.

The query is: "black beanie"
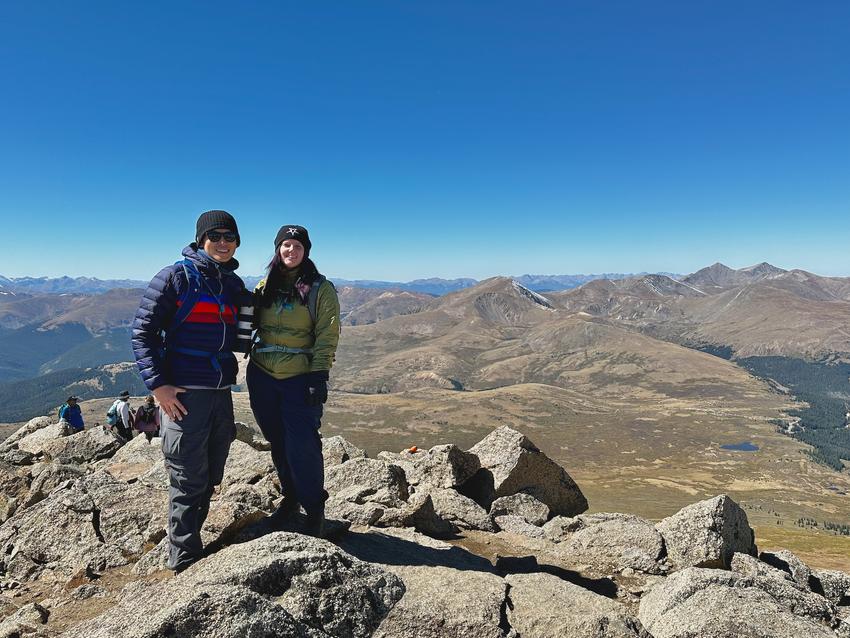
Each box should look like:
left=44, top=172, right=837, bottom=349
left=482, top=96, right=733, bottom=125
left=196, top=210, right=240, bottom=246
left=274, top=225, right=311, bottom=255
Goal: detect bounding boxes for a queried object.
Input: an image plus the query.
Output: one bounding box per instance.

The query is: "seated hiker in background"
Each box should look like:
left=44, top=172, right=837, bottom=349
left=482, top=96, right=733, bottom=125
left=58, top=396, right=84, bottom=433
left=107, top=390, right=134, bottom=439
left=248, top=224, right=340, bottom=538
left=132, top=209, right=248, bottom=574
left=134, top=395, right=161, bottom=442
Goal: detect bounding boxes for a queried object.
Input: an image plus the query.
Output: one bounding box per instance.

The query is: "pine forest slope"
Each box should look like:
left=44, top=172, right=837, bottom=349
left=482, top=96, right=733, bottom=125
left=0, top=362, right=146, bottom=422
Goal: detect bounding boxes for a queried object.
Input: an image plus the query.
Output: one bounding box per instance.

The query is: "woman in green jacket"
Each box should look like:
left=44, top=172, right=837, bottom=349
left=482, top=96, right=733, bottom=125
left=248, top=225, right=340, bottom=537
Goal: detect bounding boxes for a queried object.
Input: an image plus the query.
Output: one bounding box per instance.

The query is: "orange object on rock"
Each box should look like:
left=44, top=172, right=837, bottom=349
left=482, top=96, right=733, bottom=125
left=407, top=446, right=418, bottom=453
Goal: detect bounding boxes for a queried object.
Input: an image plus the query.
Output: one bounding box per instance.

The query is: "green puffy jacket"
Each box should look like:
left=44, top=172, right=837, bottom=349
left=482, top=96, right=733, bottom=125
left=250, top=274, right=340, bottom=380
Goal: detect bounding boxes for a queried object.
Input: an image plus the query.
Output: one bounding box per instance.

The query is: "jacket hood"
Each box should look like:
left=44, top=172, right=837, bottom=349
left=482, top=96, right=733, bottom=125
left=182, top=244, right=240, bottom=274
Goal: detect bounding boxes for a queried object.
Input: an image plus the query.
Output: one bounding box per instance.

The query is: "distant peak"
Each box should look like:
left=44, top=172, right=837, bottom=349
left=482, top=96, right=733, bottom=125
left=738, top=262, right=785, bottom=274
left=682, top=262, right=734, bottom=284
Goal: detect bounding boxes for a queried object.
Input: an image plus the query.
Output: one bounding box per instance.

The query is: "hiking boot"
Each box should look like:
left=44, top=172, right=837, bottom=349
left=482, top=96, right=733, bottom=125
left=172, top=555, right=200, bottom=575
left=305, top=507, right=325, bottom=539
left=268, top=497, right=300, bottom=531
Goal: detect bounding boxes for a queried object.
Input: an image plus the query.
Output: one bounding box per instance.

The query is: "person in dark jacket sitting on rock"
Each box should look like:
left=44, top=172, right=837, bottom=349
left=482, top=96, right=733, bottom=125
left=58, top=396, right=84, bottom=433
left=248, top=224, right=340, bottom=538
left=132, top=210, right=248, bottom=573
left=134, top=395, right=161, bottom=442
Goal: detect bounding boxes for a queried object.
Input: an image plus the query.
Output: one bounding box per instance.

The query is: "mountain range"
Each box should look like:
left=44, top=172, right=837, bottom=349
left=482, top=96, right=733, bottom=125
left=3, top=261, right=850, bottom=393
left=552, top=263, right=850, bottom=360
left=0, top=275, right=147, bottom=295
left=0, top=271, right=678, bottom=296
left=3, top=261, right=850, bottom=438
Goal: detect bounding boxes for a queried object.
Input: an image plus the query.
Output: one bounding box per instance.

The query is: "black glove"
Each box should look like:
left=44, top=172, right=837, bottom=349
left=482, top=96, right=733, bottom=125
left=305, top=371, right=329, bottom=406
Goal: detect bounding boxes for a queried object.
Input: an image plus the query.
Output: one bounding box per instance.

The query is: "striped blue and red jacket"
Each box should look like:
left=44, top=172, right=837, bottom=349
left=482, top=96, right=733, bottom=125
left=132, top=245, right=247, bottom=391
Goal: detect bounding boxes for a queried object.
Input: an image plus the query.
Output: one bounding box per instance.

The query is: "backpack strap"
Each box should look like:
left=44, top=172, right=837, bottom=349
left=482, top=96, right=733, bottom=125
left=167, top=346, right=234, bottom=372
left=306, top=275, right=325, bottom=327
left=308, top=275, right=341, bottom=342
left=254, top=343, right=313, bottom=355
left=170, top=259, right=203, bottom=330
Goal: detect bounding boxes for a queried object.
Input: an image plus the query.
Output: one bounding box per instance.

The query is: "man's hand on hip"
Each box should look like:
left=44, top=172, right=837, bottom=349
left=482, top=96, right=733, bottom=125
left=153, top=385, right=188, bottom=421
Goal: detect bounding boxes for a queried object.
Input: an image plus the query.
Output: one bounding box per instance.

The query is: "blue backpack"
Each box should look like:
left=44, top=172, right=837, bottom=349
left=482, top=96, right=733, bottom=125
left=164, top=259, right=235, bottom=372
left=106, top=401, right=120, bottom=426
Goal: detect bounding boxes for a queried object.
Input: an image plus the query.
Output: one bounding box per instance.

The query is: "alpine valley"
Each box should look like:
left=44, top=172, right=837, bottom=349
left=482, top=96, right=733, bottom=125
left=2, top=263, right=849, bottom=569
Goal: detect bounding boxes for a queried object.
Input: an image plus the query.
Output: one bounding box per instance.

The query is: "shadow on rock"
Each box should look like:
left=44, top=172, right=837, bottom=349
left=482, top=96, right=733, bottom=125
left=232, top=511, right=351, bottom=546
left=339, top=530, right=496, bottom=573
left=495, top=554, right=619, bottom=598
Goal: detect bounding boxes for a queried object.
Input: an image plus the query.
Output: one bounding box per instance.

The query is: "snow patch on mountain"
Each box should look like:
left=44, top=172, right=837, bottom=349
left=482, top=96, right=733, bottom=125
left=512, top=281, right=554, bottom=309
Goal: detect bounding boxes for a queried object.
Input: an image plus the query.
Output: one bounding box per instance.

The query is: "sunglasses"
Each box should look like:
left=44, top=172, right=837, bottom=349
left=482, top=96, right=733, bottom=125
left=207, top=231, right=238, bottom=243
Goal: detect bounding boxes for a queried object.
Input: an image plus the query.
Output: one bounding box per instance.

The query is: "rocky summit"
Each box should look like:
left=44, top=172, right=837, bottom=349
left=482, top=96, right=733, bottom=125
left=0, top=417, right=847, bottom=637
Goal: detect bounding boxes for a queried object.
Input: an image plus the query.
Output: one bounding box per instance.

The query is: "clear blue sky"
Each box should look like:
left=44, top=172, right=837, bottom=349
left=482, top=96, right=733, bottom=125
left=1, top=1, right=848, bottom=281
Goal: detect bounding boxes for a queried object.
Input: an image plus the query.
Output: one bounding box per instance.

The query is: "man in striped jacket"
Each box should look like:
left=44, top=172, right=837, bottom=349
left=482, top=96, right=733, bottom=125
left=132, top=210, right=248, bottom=573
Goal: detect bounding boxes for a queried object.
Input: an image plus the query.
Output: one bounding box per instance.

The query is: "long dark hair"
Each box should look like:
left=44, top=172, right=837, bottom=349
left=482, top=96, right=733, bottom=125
left=256, top=253, right=321, bottom=308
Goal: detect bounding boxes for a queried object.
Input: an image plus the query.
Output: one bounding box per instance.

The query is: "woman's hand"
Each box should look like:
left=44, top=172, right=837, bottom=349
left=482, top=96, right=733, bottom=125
left=305, top=371, right=329, bottom=406
left=153, top=385, right=188, bottom=421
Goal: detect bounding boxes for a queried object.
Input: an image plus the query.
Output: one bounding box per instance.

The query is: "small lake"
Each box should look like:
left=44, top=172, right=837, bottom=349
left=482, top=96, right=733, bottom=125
left=721, top=441, right=759, bottom=452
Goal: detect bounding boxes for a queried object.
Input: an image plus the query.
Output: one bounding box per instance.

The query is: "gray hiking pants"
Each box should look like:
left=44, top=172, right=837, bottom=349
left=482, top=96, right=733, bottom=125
left=160, top=388, right=236, bottom=570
